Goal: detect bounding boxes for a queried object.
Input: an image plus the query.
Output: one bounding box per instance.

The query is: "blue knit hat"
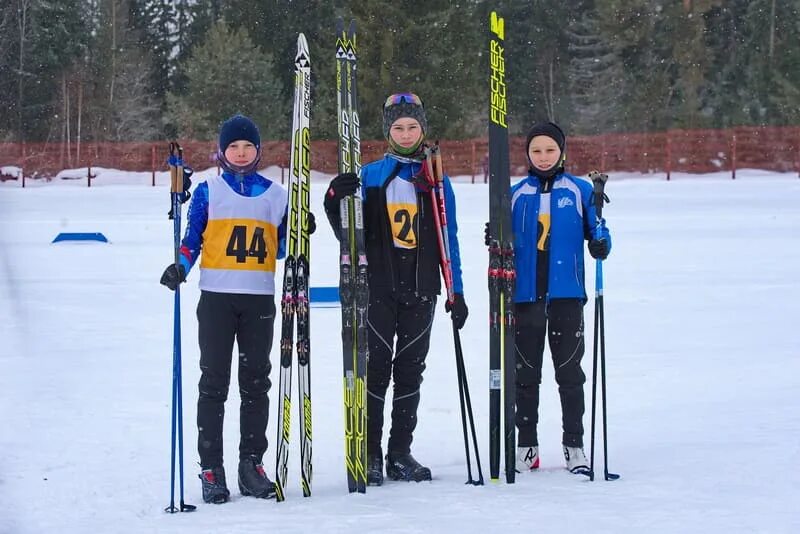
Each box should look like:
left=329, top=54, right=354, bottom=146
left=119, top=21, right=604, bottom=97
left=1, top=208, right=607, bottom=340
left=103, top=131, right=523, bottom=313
left=219, top=114, right=261, bottom=151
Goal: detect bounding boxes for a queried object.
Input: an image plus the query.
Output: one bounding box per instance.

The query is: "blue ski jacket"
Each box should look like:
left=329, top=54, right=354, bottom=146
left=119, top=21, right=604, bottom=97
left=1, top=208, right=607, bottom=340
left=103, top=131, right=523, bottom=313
left=511, top=171, right=611, bottom=303
left=178, top=171, right=287, bottom=274
left=347, top=153, right=464, bottom=296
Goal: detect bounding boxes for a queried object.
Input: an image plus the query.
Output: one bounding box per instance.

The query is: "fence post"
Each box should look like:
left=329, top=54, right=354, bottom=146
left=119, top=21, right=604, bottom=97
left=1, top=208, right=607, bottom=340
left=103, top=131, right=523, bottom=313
left=731, top=130, right=737, bottom=180
left=600, top=136, right=607, bottom=174
left=87, top=161, right=92, bottom=187
left=796, top=126, right=800, bottom=179
left=666, top=130, right=672, bottom=181
left=21, top=142, right=26, bottom=188
left=151, top=145, right=156, bottom=187
left=471, top=141, right=476, bottom=184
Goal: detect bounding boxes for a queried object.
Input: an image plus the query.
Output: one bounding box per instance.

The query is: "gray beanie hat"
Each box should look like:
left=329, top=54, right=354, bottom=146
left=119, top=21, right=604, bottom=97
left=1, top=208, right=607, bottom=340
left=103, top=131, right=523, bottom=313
left=382, top=101, right=428, bottom=139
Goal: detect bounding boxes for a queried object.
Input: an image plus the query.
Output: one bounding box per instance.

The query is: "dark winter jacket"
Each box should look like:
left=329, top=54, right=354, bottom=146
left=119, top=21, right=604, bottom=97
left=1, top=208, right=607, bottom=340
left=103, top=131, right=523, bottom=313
left=511, top=171, right=611, bottom=302
left=324, top=153, right=464, bottom=297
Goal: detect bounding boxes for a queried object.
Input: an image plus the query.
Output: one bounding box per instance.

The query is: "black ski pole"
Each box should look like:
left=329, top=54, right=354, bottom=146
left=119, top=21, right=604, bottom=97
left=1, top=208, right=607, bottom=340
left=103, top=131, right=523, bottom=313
left=453, top=323, right=485, bottom=485
left=165, top=143, right=196, bottom=512
left=587, top=170, right=619, bottom=482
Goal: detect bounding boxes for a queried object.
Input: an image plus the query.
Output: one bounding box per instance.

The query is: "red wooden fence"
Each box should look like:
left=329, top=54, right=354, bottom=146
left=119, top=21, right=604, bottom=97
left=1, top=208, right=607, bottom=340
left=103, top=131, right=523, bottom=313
left=1, top=126, right=798, bottom=183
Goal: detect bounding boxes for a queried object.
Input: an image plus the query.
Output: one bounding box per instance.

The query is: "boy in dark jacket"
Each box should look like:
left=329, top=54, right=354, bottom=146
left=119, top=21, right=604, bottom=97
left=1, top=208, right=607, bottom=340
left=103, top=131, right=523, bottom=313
left=324, top=93, right=468, bottom=485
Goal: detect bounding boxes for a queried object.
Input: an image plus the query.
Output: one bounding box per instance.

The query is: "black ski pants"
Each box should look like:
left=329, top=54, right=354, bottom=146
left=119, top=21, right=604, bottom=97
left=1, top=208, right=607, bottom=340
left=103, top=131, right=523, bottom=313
left=196, top=290, right=275, bottom=469
left=515, top=298, right=586, bottom=448
left=366, top=289, right=436, bottom=457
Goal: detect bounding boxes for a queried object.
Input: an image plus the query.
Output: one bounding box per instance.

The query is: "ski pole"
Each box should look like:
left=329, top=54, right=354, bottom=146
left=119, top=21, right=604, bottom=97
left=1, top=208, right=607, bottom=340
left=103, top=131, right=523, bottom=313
left=165, top=143, right=196, bottom=513
left=426, top=145, right=484, bottom=485
left=587, top=170, right=619, bottom=482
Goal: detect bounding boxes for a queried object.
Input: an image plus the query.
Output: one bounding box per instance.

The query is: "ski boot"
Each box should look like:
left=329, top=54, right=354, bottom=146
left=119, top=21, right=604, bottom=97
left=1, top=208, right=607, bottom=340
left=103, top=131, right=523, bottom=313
left=386, top=452, right=432, bottom=482
left=199, top=466, right=230, bottom=504
left=238, top=456, right=276, bottom=498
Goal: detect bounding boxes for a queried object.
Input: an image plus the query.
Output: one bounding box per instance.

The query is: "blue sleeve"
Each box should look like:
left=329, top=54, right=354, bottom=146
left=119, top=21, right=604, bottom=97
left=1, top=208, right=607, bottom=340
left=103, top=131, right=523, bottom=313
left=276, top=208, right=287, bottom=260
left=443, top=175, right=464, bottom=295
left=179, top=181, right=208, bottom=274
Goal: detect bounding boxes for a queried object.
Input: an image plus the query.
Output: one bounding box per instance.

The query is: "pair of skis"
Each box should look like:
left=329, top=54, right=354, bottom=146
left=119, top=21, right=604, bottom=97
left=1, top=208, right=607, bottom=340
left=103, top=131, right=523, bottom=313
left=274, top=33, right=313, bottom=501
left=487, top=11, right=517, bottom=485
left=336, top=18, right=368, bottom=494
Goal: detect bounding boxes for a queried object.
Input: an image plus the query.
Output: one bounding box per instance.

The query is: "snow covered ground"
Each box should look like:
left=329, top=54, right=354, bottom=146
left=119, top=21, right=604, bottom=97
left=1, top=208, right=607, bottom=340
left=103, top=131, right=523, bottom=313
left=1, top=169, right=799, bottom=533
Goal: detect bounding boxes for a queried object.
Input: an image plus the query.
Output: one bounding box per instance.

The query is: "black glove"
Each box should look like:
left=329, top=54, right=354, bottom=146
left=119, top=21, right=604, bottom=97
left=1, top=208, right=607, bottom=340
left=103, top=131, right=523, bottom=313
left=179, top=167, right=193, bottom=204
left=160, top=263, right=187, bottom=290
left=445, top=293, right=469, bottom=330
left=307, top=212, right=317, bottom=235
left=588, top=238, right=609, bottom=260
left=484, top=222, right=492, bottom=246
left=324, top=173, right=360, bottom=207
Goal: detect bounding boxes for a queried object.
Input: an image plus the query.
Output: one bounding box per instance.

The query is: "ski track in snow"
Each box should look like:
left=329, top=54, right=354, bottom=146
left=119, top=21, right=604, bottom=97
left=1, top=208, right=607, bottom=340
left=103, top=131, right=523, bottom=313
left=1, top=170, right=799, bottom=533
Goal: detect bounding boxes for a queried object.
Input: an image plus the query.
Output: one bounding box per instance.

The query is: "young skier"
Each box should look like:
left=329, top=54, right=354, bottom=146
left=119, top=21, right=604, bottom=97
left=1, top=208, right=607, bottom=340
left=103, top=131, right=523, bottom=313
left=160, top=114, right=315, bottom=504
left=323, top=93, right=468, bottom=486
left=487, top=121, right=611, bottom=475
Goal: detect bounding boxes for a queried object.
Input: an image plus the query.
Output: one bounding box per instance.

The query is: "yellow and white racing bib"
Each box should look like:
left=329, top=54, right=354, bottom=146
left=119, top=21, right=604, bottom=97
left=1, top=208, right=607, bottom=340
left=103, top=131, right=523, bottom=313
left=537, top=191, right=551, bottom=251
left=385, top=178, right=418, bottom=249
left=199, top=175, right=286, bottom=295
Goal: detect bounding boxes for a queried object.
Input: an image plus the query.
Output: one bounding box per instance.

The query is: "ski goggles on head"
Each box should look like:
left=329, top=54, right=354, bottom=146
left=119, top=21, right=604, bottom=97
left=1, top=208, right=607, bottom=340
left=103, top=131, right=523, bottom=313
left=384, top=92, right=423, bottom=108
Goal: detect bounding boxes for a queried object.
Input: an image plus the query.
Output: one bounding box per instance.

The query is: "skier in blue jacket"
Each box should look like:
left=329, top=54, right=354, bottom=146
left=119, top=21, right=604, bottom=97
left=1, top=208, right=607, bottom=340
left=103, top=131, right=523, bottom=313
left=160, top=114, right=315, bottom=504
left=488, top=121, right=611, bottom=476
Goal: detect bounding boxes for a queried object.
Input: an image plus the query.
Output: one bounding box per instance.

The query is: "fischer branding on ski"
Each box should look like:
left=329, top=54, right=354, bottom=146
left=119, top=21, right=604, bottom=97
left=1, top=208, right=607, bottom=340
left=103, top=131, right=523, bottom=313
left=488, top=10, right=516, bottom=484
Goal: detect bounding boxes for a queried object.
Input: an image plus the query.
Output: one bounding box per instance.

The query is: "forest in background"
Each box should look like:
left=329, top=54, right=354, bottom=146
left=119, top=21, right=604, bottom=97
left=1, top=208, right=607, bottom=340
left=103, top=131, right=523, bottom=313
left=2, top=0, right=799, bottom=145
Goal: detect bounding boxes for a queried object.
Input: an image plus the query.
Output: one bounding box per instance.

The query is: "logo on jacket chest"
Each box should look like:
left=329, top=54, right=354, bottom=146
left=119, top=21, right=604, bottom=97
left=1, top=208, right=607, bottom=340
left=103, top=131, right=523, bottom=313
left=557, top=196, right=574, bottom=209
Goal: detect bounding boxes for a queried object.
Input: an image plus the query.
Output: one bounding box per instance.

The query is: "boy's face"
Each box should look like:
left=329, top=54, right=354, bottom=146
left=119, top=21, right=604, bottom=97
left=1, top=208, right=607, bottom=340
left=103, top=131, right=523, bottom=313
left=389, top=118, right=423, bottom=148
left=224, top=140, right=258, bottom=167
left=528, top=135, right=562, bottom=172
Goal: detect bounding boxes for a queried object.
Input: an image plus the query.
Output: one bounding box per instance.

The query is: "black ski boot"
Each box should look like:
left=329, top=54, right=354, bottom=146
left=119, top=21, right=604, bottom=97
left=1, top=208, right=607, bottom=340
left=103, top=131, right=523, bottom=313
left=386, top=452, right=432, bottom=482
left=199, top=466, right=230, bottom=504
left=238, top=455, right=276, bottom=499
left=367, top=453, right=384, bottom=486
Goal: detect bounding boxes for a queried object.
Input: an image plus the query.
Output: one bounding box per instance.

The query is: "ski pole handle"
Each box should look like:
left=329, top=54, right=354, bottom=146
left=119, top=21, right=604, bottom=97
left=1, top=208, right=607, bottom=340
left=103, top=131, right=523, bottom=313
left=588, top=170, right=608, bottom=220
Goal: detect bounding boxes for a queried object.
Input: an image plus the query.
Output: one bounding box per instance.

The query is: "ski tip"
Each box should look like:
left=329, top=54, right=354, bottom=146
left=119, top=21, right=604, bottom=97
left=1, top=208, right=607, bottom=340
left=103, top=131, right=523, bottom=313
left=296, top=33, right=310, bottom=65
left=490, top=11, right=505, bottom=40
left=605, top=472, right=621, bottom=481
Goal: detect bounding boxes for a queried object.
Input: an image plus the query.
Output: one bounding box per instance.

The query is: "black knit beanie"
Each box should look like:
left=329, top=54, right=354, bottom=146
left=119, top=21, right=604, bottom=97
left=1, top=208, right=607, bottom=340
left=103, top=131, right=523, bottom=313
left=525, top=121, right=567, bottom=177
left=219, top=114, right=261, bottom=151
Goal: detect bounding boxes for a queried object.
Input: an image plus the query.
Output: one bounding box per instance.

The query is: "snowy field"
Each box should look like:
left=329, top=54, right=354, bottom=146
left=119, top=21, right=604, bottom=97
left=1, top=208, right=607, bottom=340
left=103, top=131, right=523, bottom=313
left=1, top=169, right=799, bottom=533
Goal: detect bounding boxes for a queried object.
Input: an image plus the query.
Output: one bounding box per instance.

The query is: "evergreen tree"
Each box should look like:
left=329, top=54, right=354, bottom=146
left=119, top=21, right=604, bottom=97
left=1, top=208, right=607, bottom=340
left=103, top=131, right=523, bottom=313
left=565, top=11, right=624, bottom=134
left=167, top=20, right=286, bottom=141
